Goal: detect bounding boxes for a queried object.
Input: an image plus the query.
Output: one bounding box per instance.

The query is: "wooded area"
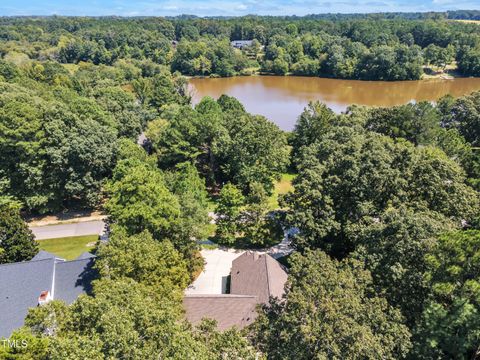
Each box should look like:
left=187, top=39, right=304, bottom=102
left=0, top=15, right=479, bottom=79
left=0, top=14, right=479, bottom=359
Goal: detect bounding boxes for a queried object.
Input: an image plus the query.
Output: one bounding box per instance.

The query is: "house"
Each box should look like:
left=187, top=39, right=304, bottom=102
left=0, top=251, right=97, bottom=338
left=183, top=252, right=288, bottom=330
left=231, top=40, right=254, bottom=49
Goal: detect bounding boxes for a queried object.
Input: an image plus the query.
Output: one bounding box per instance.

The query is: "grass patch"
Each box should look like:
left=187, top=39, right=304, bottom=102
left=37, top=235, right=98, bottom=260
left=269, top=172, right=296, bottom=210
left=200, top=243, right=219, bottom=250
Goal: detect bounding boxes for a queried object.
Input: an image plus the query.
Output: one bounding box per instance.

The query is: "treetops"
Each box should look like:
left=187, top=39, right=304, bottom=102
left=0, top=58, right=187, bottom=213
left=147, top=95, right=290, bottom=195
left=0, top=16, right=479, bottom=78
left=278, top=97, right=480, bottom=359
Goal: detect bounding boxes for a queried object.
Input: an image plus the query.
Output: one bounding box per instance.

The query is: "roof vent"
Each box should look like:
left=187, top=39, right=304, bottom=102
left=38, top=290, right=52, bottom=306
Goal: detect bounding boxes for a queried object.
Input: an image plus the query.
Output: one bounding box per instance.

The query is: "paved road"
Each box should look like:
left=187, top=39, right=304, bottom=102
left=30, top=220, right=105, bottom=240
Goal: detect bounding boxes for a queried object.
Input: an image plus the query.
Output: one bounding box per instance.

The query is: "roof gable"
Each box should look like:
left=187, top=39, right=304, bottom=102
left=31, top=250, right=64, bottom=262
left=230, top=252, right=288, bottom=303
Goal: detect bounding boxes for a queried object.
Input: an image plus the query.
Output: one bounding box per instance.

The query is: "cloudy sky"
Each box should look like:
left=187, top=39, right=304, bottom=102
left=0, top=0, right=479, bottom=16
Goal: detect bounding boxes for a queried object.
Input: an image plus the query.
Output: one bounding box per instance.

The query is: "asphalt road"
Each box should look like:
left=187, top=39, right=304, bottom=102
left=30, top=220, right=105, bottom=240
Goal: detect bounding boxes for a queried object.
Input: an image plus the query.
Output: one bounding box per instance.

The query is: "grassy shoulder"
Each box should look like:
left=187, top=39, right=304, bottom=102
left=37, top=235, right=98, bottom=260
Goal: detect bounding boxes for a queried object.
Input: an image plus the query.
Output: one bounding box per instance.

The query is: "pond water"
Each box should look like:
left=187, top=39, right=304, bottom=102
left=190, top=75, right=480, bottom=131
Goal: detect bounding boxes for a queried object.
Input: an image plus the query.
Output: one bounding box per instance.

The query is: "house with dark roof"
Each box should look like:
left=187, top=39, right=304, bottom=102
left=183, top=251, right=288, bottom=330
left=0, top=251, right=96, bottom=338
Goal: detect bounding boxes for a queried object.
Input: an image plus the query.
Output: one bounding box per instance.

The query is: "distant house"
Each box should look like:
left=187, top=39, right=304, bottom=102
left=0, top=251, right=97, bottom=338
left=183, top=252, right=288, bottom=330
left=231, top=40, right=254, bottom=49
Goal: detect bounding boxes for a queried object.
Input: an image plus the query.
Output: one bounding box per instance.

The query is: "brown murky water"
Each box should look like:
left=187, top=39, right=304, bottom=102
left=190, top=76, right=480, bottom=131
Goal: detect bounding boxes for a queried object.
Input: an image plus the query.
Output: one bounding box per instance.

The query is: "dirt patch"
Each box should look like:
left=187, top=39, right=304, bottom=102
left=25, top=209, right=106, bottom=227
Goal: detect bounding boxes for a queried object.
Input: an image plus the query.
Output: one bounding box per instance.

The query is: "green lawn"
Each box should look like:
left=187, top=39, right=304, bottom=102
left=269, top=172, right=296, bottom=209
left=37, top=235, right=98, bottom=260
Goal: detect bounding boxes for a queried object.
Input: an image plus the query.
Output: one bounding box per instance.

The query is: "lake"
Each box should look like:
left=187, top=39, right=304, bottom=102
left=189, top=76, right=480, bottom=131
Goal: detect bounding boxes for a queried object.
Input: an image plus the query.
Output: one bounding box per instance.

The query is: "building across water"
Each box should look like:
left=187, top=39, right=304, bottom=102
left=230, top=40, right=253, bottom=49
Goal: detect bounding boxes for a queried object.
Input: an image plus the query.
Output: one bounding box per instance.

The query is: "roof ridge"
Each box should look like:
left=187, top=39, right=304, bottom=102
left=55, top=256, right=96, bottom=265
left=265, top=254, right=288, bottom=296
left=264, top=253, right=271, bottom=298
left=0, top=257, right=54, bottom=268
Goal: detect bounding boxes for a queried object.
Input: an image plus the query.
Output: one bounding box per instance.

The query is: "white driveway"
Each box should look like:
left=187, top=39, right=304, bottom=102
left=186, top=248, right=245, bottom=294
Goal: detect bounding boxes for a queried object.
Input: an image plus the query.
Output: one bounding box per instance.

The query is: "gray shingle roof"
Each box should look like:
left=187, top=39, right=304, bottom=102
left=230, top=252, right=288, bottom=303
left=75, top=252, right=95, bottom=260
left=0, top=254, right=97, bottom=338
left=30, top=250, right=63, bottom=262
left=54, top=258, right=96, bottom=304
left=0, top=258, right=55, bottom=338
left=183, top=295, right=258, bottom=330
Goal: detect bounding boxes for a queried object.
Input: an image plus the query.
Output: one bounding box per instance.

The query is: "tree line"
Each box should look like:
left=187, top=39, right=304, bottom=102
left=0, top=16, right=479, bottom=79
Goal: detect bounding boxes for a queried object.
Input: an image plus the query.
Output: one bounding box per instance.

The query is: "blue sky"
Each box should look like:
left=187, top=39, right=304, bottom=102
left=1, top=0, right=479, bottom=17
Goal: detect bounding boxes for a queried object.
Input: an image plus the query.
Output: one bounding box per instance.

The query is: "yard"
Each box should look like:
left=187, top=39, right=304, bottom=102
left=37, top=235, right=98, bottom=260
left=269, top=172, right=296, bottom=209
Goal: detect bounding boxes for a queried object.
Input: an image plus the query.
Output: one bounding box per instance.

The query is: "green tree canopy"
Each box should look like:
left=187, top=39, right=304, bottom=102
left=152, top=96, right=289, bottom=194
left=105, top=162, right=181, bottom=241
left=95, top=227, right=190, bottom=293
left=215, top=183, right=245, bottom=245
left=285, top=126, right=479, bottom=257
left=351, top=207, right=455, bottom=324
left=413, top=230, right=480, bottom=359
left=0, top=205, right=38, bottom=264
left=252, top=250, right=411, bottom=359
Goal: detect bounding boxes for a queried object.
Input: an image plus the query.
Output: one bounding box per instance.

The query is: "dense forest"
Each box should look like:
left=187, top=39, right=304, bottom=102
left=0, top=15, right=479, bottom=80
left=0, top=15, right=480, bottom=360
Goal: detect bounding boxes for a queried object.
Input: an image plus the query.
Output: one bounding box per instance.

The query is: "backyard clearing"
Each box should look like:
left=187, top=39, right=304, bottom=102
left=269, top=172, right=296, bottom=209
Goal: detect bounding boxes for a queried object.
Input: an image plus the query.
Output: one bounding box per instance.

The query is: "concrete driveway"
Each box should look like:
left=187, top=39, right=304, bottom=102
left=30, top=221, right=105, bottom=240
left=186, top=248, right=244, bottom=294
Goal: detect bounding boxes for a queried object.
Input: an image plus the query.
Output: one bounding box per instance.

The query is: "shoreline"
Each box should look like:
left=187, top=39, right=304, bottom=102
left=187, top=71, right=474, bottom=83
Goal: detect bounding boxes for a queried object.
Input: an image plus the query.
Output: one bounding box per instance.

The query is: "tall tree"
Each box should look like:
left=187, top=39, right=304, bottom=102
left=95, top=227, right=190, bottom=293
left=412, top=230, right=480, bottom=359
left=252, top=250, right=411, bottom=359
left=105, top=162, right=181, bottom=241
left=0, top=205, right=38, bottom=264
left=290, top=101, right=337, bottom=164
left=351, top=207, right=455, bottom=325
left=240, top=182, right=283, bottom=247
left=215, top=183, right=244, bottom=245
